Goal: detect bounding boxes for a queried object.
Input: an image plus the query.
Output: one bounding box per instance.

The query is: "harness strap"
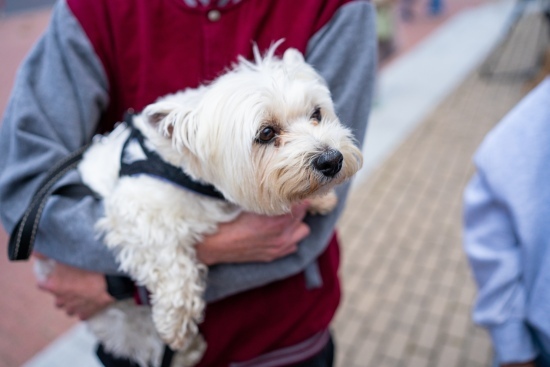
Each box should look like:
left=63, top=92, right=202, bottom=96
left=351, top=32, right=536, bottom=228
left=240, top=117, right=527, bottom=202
left=160, top=345, right=175, bottom=367
left=8, top=143, right=97, bottom=261
left=119, top=112, right=225, bottom=200
left=105, top=275, right=136, bottom=300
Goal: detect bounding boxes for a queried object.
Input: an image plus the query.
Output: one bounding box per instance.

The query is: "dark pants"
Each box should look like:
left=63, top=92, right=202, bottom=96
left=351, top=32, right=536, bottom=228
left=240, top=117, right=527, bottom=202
left=96, top=335, right=335, bottom=367
left=491, top=328, right=550, bottom=367
left=533, top=329, right=550, bottom=367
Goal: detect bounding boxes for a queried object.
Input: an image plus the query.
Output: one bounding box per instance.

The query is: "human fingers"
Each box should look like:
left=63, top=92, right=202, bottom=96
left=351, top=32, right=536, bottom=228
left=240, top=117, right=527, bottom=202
left=53, top=295, right=78, bottom=317
left=197, top=207, right=308, bottom=264
left=271, top=242, right=299, bottom=260
left=54, top=297, right=66, bottom=309
left=34, top=261, right=113, bottom=320
left=290, top=200, right=310, bottom=219
left=32, top=252, right=48, bottom=260
left=37, top=264, right=70, bottom=296
left=273, top=201, right=309, bottom=231
left=286, top=222, right=310, bottom=244
left=260, top=221, right=309, bottom=262
left=54, top=293, right=109, bottom=320
left=37, top=273, right=59, bottom=294
left=63, top=301, right=95, bottom=320
left=273, top=222, right=309, bottom=257
left=256, top=241, right=298, bottom=262
left=262, top=203, right=308, bottom=236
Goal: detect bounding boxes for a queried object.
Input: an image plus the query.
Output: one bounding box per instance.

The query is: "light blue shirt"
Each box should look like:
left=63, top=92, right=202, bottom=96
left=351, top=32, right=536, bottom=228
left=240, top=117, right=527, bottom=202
left=463, top=77, right=550, bottom=364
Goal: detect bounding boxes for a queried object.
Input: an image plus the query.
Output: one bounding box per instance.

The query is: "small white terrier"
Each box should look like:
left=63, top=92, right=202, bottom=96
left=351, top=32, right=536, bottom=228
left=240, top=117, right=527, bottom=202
left=51, top=45, right=362, bottom=366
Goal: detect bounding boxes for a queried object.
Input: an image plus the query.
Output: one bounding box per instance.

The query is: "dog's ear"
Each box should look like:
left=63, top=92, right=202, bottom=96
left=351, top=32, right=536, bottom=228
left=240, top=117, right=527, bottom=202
left=142, top=101, right=181, bottom=138
left=282, top=48, right=327, bottom=86
left=143, top=100, right=199, bottom=155
left=282, top=48, right=305, bottom=65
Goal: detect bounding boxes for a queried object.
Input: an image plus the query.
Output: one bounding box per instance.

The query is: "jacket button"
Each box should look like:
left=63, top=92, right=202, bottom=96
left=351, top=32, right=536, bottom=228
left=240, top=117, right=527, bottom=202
left=207, top=10, right=221, bottom=22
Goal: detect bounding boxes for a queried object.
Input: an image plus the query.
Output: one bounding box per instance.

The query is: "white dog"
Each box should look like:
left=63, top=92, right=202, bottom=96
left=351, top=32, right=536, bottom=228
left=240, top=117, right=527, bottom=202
left=59, top=45, right=362, bottom=366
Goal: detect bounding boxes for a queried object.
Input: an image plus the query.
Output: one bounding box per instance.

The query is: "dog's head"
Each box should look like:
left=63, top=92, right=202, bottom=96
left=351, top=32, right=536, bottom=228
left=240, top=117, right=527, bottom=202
left=139, top=46, right=363, bottom=215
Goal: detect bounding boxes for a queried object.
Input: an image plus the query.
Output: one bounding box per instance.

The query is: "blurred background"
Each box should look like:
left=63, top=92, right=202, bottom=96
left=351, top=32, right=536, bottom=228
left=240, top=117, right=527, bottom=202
left=0, top=0, right=549, bottom=366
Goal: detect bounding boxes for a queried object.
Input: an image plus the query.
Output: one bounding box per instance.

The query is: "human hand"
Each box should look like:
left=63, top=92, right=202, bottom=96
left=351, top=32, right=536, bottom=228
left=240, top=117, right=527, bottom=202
left=33, top=253, right=115, bottom=320
left=196, top=201, right=311, bottom=265
left=501, top=361, right=536, bottom=367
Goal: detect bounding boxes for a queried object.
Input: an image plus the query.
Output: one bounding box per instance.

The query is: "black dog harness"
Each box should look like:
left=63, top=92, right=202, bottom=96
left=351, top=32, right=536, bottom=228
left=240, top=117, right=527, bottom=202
left=118, top=111, right=225, bottom=200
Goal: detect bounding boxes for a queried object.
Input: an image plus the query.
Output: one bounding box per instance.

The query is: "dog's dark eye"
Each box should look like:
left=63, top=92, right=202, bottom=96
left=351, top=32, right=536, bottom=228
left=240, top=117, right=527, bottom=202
left=258, top=127, right=276, bottom=143
left=311, top=107, right=322, bottom=122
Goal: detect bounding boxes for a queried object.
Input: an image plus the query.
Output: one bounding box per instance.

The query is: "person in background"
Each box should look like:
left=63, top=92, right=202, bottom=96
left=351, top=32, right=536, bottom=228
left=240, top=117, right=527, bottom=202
left=0, top=0, right=377, bottom=366
left=400, top=0, right=416, bottom=20
left=400, top=0, right=443, bottom=21
left=463, top=77, right=550, bottom=367
left=374, top=0, right=398, bottom=60
left=427, top=0, right=443, bottom=15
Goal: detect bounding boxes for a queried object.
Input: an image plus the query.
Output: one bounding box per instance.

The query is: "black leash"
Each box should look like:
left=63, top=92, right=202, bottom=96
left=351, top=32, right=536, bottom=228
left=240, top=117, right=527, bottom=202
left=7, top=143, right=97, bottom=261
left=160, top=345, right=175, bottom=367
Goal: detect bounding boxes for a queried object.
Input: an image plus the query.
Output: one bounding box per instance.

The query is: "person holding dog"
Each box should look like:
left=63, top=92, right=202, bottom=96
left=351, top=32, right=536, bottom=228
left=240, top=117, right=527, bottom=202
left=0, top=0, right=377, bottom=366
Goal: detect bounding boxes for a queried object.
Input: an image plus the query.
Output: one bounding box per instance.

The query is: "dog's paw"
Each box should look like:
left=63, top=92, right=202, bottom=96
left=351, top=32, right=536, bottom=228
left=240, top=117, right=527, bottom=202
left=172, top=333, right=207, bottom=367
left=307, top=190, right=338, bottom=215
left=161, top=324, right=196, bottom=351
left=168, top=336, right=187, bottom=351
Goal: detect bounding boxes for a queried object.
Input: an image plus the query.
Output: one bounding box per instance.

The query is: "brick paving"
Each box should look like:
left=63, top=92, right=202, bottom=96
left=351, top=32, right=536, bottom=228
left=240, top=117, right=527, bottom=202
left=333, top=11, right=549, bottom=367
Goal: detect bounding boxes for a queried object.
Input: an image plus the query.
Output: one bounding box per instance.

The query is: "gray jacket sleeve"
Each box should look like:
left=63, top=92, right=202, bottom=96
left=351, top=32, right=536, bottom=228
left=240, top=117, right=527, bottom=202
left=0, top=1, right=121, bottom=273
left=204, top=0, right=377, bottom=302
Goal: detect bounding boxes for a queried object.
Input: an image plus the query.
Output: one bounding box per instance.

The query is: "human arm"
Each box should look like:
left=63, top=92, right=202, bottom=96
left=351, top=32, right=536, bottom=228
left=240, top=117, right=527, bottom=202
left=0, top=0, right=120, bottom=273
left=34, top=205, right=311, bottom=319
left=33, top=253, right=115, bottom=320
left=463, top=172, right=537, bottom=365
left=197, top=202, right=311, bottom=265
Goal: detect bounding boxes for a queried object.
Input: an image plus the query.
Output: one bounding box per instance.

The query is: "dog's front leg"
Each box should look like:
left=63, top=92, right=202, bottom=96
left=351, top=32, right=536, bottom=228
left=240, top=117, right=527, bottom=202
left=97, top=182, right=208, bottom=356
left=148, top=252, right=207, bottom=352
left=307, top=189, right=338, bottom=215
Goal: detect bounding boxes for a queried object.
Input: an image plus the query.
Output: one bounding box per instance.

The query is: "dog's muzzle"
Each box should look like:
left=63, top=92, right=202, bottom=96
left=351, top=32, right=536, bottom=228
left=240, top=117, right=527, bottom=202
left=313, top=149, right=343, bottom=177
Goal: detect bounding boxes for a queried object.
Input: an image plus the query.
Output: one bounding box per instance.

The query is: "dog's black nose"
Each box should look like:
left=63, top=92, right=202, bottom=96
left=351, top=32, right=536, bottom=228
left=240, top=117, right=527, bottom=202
left=313, top=149, right=343, bottom=177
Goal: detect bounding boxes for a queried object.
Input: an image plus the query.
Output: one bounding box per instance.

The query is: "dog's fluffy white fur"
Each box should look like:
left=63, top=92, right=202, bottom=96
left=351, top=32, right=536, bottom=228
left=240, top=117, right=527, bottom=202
left=52, top=46, right=362, bottom=366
